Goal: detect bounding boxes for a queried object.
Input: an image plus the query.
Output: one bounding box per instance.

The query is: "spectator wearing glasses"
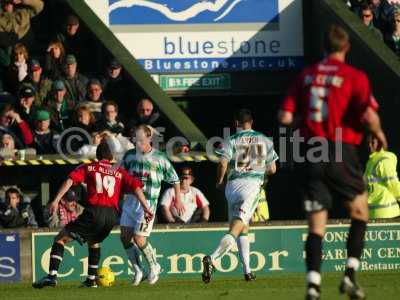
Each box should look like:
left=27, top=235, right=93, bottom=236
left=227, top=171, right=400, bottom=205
left=360, top=3, right=384, bottom=39
left=384, top=12, right=400, bottom=56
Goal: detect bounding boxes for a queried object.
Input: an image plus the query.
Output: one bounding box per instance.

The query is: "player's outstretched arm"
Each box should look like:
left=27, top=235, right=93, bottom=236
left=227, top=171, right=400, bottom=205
left=133, top=188, right=154, bottom=222
left=49, top=178, right=74, bottom=214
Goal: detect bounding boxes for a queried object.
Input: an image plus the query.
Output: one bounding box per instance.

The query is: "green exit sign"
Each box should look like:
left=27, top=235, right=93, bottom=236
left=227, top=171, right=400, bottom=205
left=159, top=74, right=231, bottom=91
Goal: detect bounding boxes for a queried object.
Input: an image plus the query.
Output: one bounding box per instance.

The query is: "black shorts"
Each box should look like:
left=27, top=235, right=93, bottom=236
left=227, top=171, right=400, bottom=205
left=300, top=143, right=366, bottom=213
left=64, top=206, right=118, bottom=244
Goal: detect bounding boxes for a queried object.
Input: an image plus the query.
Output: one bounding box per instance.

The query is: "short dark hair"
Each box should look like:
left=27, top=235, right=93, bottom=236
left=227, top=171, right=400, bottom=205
left=5, top=187, right=21, bottom=203
left=102, top=100, right=119, bottom=114
left=96, top=141, right=113, bottom=161
left=234, top=109, right=253, bottom=124
left=324, top=24, right=349, bottom=54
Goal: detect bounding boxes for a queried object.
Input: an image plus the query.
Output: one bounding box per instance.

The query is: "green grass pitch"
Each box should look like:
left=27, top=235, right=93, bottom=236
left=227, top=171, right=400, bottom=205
left=2, top=272, right=399, bottom=300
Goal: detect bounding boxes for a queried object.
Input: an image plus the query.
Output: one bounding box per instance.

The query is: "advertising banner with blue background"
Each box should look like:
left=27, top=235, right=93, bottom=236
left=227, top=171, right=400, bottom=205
left=0, top=233, right=20, bottom=282
left=85, top=0, right=304, bottom=73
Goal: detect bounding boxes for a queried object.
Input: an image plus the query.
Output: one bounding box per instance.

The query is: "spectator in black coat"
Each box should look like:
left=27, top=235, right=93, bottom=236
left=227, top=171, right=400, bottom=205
left=384, top=11, right=400, bottom=56
left=44, top=40, right=65, bottom=80
left=0, top=187, right=37, bottom=228
left=95, top=101, right=124, bottom=135
left=32, top=109, right=58, bottom=155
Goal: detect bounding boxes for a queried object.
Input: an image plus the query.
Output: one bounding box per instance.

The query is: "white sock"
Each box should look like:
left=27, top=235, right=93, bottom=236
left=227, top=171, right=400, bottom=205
left=237, top=234, right=251, bottom=274
left=346, top=257, right=360, bottom=271
left=125, top=244, right=144, bottom=273
left=210, top=234, right=236, bottom=262
left=140, top=242, right=157, bottom=268
left=307, top=271, right=321, bottom=286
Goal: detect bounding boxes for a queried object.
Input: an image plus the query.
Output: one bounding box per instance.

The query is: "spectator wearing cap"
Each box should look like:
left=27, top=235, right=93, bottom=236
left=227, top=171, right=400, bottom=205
left=44, top=40, right=65, bottom=80
left=44, top=188, right=83, bottom=228
left=100, top=59, right=129, bottom=114
left=5, top=43, right=29, bottom=94
left=0, top=187, right=37, bottom=228
left=62, top=54, right=88, bottom=103
left=95, top=101, right=124, bottom=135
left=360, top=3, right=384, bottom=39
left=32, top=109, right=58, bottom=154
left=0, top=103, right=33, bottom=148
left=161, top=167, right=210, bottom=223
left=55, top=14, right=90, bottom=73
left=22, top=59, right=52, bottom=106
left=44, top=80, right=74, bottom=132
left=81, top=78, right=104, bottom=120
left=0, top=0, right=44, bottom=42
left=16, top=83, right=37, bottom=126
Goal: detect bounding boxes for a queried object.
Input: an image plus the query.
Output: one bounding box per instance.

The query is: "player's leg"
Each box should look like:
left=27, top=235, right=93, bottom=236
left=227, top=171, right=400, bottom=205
left=133, top=233, right=161, bottom=285
left=237, top=225, right=255, bottom=281
left=32, top=229, right=73, bottom=288
left=305, top=210, right=328, bottom=300
left=120, top=225, right=145, bottom=286
left=79, top=242, right=101, bottom=288
left=339, top=192, right=368, bottom=299
left=328, top=144, right=367, bottom=299
left=235, top=186, right=261, bottom=281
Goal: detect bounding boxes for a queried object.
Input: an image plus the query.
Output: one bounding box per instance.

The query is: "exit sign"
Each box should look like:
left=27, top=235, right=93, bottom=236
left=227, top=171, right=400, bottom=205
left=159, top=74, right=231, bottom=91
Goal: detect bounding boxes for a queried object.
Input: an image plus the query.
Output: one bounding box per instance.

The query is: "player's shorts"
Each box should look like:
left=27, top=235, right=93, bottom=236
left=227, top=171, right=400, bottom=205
left=65, top=206, right=118, bottom=244
left=300, top=143, right=366, bottom=213
left=225, top=178, right=263, bottom=225
left=120, top=194, right=155, bottom=237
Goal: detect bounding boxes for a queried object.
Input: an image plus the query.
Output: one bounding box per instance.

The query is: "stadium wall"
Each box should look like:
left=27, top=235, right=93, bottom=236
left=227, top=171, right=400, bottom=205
left=1, top=220, right=399, bottom=282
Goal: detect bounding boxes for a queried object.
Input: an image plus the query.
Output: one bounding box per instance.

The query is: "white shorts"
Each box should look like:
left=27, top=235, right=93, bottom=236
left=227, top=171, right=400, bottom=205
left=225, top=178, right=262, bottom=225
left=120, top=194, right=155, bottom=237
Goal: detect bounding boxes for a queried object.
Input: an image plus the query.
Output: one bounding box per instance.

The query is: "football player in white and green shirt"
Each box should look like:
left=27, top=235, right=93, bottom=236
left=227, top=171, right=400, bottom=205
left=120, top=125, right=184, bottom=286
left=202, top=109, right=278, bottom=283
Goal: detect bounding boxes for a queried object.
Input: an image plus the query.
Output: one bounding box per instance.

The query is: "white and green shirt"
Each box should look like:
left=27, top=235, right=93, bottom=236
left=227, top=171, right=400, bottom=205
left=216, top=129, right=278, bottom=182
left=122, top=148, right=179, bottom=210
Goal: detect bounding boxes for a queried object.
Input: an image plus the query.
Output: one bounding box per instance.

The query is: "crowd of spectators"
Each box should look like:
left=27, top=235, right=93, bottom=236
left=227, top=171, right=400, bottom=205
left=346, top=0, right=400, bottom=55
left=0, top=0, right=174, bottom=161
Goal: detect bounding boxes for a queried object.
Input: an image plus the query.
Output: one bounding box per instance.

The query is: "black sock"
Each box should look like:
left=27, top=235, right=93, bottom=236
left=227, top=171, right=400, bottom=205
left=49, top=242, right=64, bottom=279
left=88, top=247, right=101, bottom=281
left=345, top=219, right=366, bottom=280
left=305, top=233, right=323, bottom=273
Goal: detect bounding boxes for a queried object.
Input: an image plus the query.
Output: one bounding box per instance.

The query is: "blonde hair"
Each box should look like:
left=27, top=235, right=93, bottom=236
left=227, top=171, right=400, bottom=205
left=74, top=105, right=96, bottom=125
left=13, top=43, right=29, bottom=61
